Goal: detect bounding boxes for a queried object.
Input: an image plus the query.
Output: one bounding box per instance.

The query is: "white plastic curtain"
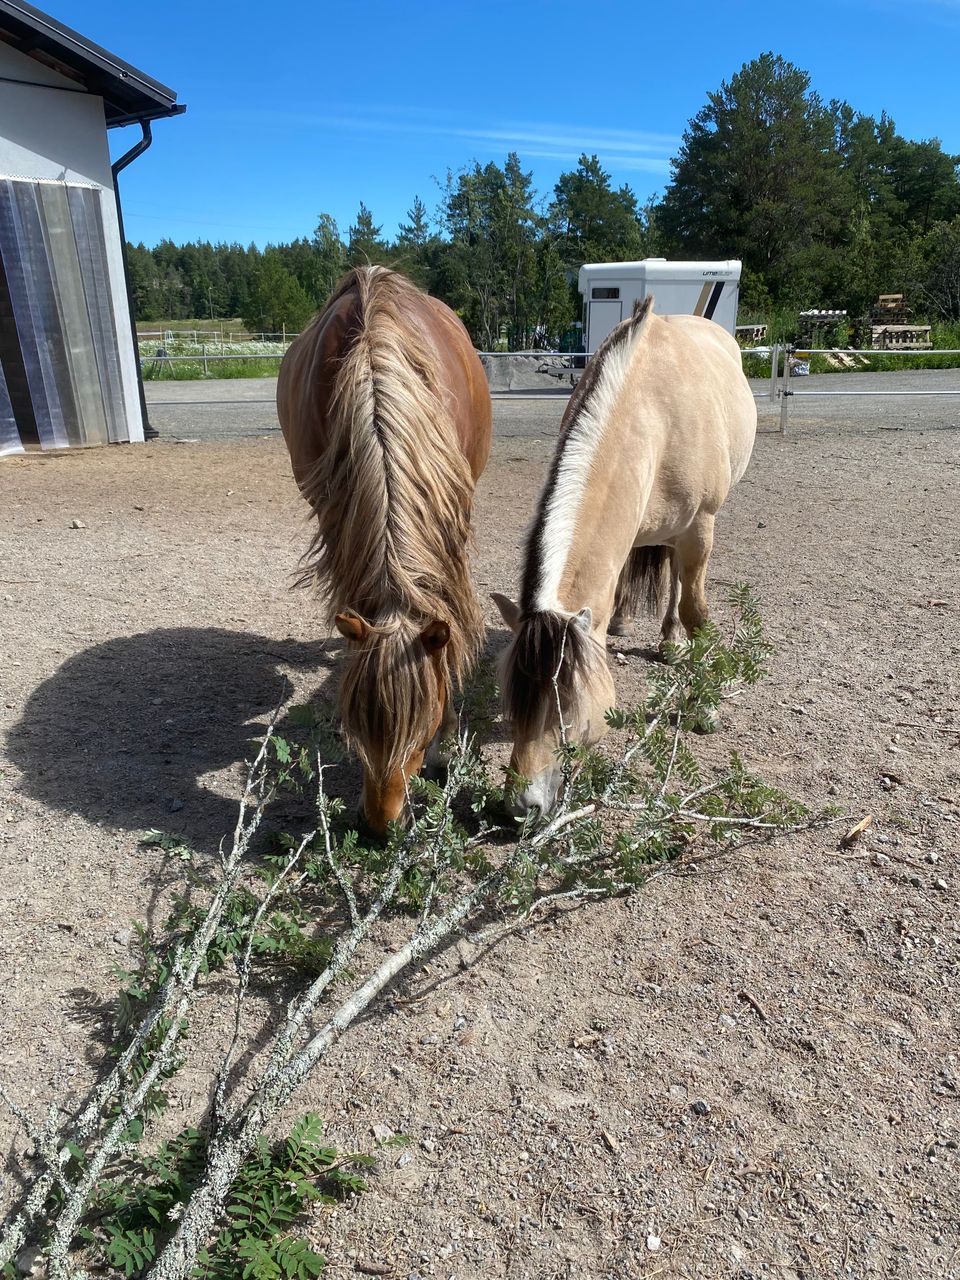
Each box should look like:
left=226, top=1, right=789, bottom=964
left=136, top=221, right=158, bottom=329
left=0, top=178, right=128, bottom=455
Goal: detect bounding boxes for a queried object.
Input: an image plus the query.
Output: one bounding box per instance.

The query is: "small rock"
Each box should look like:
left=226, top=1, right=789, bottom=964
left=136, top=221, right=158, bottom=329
left=371, top=1122, right=394, bottom=1143
left=719, top=1013, right=737, bottom=1030
left=926, top=852, right=940, bottom=864
left=170, top=799, right=184, bottom=813
left=691, top=1100, right=711, bottom=1117
left=872, top=852, right=890, bottom=866
left=113, top=928, right=131, bottom=946
left=826, top=783, right=838, bottom=796
left=16, top=1246, right=42, bottom=1275
left=933, top=878, right=948, bottom=891
left=646, top=1234, right=661, bottom=1252
left=69, top=518, right=86, bottom=529
left=397, top=1152, right=413, bottom=1167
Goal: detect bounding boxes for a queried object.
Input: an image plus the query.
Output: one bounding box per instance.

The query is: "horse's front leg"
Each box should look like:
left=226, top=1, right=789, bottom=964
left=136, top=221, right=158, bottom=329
left=674, top=515, right=719, bottom=732
left=423, top=694, right=458, bottom=778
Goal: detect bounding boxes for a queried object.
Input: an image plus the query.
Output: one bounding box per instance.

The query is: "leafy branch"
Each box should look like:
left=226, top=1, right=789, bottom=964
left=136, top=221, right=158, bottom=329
left=0, top=587, right=831, bottom=1279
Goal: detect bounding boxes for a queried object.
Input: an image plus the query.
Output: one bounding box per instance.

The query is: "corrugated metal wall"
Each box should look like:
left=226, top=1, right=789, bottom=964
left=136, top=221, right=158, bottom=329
left=0, top=177, right=129, bottom=456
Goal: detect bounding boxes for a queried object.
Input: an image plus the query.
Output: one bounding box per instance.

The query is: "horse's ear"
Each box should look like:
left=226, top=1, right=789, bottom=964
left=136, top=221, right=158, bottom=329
left=335, top=612, right=367, bottom=643
left=420, top=620, right=450, bottom=654
left=573, top=606, right=593, bottom=634
left=491, top=592, right=522, bottom=632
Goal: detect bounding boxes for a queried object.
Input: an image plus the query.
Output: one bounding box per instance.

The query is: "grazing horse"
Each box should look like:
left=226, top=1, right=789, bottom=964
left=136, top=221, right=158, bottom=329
left=277, top=266, right=492, bottom=833
left=493, top=296, right=756, bottom=820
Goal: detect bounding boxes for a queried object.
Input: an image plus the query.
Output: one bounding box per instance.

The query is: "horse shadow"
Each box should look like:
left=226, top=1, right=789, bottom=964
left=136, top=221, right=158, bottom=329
left=6, top=627, right=347, bottom=859
left=7, top=622, right=516, bottom=858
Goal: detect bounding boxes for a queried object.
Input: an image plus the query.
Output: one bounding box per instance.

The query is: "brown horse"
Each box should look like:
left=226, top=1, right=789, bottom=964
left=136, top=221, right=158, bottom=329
left=493, top=296, right=757, bottom=820
left=277, top=266, right=492, bottom=832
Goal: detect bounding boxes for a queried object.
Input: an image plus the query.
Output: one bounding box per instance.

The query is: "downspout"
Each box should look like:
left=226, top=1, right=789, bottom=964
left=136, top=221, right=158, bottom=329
left=111, top=120, right=156, bottom=439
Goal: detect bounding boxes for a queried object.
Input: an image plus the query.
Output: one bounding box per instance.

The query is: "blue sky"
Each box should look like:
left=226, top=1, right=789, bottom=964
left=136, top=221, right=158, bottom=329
left=57, top=0, right=960, bottom=248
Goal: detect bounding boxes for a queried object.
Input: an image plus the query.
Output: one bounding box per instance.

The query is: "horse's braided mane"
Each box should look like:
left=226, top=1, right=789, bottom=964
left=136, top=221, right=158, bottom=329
left=296, top=265, right=483, bottom=778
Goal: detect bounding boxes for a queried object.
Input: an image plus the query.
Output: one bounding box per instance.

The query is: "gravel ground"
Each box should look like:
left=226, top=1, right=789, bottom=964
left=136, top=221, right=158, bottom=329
left=1, top=378, right=959, bottom=1278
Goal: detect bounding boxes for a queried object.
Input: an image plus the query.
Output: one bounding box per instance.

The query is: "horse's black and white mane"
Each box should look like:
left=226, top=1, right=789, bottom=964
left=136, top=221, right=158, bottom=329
left=501, top=297, right=654, bottom=733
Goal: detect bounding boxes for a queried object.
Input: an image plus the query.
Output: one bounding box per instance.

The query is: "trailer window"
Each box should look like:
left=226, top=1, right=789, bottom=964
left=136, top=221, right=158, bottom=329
left=591, top=286, right=619, bottom=299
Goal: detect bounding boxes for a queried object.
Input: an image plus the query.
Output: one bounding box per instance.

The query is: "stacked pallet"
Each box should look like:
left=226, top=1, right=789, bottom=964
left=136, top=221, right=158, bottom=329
left=869, top=295, right=931, bottom=349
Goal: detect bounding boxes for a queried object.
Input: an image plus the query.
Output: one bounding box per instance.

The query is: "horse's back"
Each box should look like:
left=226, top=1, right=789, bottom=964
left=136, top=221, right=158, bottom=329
left=644, top=311, right=757, bottom=489
left=277, top=270, right=491, bottom=493
left=277, top=296, right=355, bottom=490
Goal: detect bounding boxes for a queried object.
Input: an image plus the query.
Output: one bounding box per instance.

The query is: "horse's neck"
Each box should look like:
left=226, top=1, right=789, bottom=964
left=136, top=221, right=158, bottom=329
left=548, top=427, right=648, bottom=634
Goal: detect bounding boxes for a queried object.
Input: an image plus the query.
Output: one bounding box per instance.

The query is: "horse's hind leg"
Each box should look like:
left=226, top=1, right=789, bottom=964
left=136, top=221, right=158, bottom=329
left=659, top=550, right=684, bottom=650
left=675, top=513, right=715, bottom=638
left=609, top=562, right=635, bottom=636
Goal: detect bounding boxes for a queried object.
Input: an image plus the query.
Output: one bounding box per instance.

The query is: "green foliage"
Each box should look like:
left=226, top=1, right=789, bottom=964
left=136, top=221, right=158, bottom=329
left=657, top=52, right=960, bottom=312
left=78, top=1115, right=368, bottom=1278
left=242, top=251, right=316, bottom=336
left=550, top=154, right=649, bottom=268
left=347, top=202, right=389, bottom=268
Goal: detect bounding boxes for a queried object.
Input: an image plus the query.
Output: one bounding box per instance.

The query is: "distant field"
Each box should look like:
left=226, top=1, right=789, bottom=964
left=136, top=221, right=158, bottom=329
left=136, top=318, right=301, bottom=342
left=138, top=334, right=287, bottom=381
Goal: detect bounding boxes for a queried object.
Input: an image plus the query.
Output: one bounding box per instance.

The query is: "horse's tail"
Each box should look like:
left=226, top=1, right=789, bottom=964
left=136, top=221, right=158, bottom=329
left=298, top=266, right=483, bottom=681
left=613, top=545, right=672, bottom=619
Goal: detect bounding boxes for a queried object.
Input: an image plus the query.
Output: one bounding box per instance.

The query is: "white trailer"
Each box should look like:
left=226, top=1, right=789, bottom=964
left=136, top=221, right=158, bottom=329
left=578, top=258, right=742, bottom=354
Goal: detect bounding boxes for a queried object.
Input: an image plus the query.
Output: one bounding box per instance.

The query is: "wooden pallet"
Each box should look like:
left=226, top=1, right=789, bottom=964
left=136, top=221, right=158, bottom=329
left=870, top=324, right=932, bottom=350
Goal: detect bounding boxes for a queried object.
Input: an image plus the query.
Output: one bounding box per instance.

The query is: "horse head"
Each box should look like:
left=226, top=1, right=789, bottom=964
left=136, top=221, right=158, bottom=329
left=335, top=611, right=451, bottom=835
left=493, top=594, right=615, bottom=821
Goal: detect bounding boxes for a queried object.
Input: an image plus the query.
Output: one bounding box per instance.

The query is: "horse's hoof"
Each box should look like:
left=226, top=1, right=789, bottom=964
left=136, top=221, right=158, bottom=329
left=608, top=617, right=633, bottom=637
left=691, top=707, right=720, bottom=735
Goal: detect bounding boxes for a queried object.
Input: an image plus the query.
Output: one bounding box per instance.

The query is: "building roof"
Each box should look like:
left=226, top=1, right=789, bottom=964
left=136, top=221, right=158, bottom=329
left=0, top=0, right=183, bottom=127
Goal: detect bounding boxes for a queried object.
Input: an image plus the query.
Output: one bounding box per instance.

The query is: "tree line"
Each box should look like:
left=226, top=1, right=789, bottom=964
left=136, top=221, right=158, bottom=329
left=126, top=53, right=960, bottom=346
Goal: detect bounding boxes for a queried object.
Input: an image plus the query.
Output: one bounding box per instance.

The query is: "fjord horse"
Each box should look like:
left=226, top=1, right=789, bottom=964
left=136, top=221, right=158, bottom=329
left=493, top=296, right=756, bottom=819
left=278, top=267, right=492, bottom=833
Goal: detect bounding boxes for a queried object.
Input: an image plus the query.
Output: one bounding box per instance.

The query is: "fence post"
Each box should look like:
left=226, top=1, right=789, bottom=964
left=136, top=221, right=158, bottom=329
left=779, top=344, right=792, bottom=435
left=769, top=343, right=779, bottom=404
left=202, top=344, right=208, bottom=377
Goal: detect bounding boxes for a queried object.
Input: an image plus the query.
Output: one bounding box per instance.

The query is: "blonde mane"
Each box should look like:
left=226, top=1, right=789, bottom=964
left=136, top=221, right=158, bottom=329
left=520, top=296, right=654, bottom=613
left=296, top=267, right=484, bottom=778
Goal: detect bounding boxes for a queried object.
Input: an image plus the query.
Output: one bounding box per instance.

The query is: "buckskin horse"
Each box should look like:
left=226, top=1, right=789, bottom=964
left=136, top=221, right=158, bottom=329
left=493, top=296, right=757, bottom=820
left=277, top=266, right=492, bottom=833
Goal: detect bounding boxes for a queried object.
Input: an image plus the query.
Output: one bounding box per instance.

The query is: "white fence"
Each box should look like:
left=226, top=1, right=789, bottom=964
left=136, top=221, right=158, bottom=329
left=770, top=345, right=960, bottom=433
left=142, top=343, right=960, bottom=424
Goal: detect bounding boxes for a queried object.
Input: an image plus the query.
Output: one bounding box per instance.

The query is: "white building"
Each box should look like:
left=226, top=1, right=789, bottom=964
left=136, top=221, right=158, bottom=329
left=578, top=258, right=742, bottom=354
left=0, top=1, right=183, bottom=456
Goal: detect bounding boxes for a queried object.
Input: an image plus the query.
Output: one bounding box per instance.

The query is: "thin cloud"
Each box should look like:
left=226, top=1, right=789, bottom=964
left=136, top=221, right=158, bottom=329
left=222, top=106, right=678, bottom=171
